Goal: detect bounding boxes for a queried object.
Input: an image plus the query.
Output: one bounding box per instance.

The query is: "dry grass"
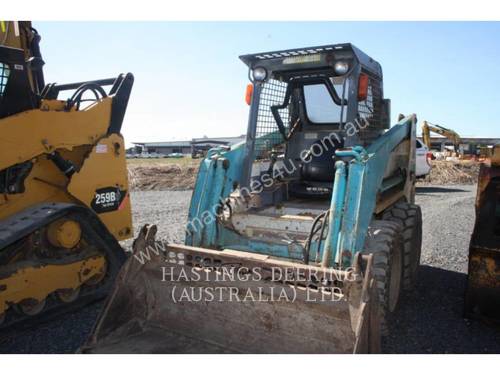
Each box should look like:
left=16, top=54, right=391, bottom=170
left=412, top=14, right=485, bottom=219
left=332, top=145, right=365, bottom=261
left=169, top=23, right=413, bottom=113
left=127, top=157, right=200, bottom=190
left=419, top=160, right=480, bottom=185
left=127, top=157, right=482, bottom=191
left=127, top=157, right=198, bottom=167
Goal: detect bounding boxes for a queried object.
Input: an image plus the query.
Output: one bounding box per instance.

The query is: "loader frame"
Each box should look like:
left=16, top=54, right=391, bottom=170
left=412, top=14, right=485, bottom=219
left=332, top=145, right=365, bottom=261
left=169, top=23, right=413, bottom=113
left=186, top=114, right=416, bottom=268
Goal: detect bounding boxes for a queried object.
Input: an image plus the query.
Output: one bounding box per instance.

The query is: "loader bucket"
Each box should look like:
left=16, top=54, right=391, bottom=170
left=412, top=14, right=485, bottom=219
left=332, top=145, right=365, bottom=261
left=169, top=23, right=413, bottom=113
left=465, top=148, right=500, bottom=324
left=82, top=225, right=381, bottom=354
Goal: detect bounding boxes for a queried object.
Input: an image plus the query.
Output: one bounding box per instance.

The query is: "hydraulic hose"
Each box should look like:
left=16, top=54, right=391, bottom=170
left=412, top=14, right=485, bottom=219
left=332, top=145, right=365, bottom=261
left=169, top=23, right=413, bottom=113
left=304, top=210, right=328, bottom=265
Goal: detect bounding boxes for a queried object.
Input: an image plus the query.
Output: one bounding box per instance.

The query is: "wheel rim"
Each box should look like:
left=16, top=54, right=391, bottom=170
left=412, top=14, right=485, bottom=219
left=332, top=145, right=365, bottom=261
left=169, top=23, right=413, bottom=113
left=19, top=299, right=46, bottom=316
left=57, top=287, right=80, bottom=303
left=388, top=247, right=403, bottom=312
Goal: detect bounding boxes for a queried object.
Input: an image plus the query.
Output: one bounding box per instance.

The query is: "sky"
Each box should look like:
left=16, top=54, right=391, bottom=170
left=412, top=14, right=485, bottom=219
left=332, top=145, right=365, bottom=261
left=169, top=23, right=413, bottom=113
left=37, top=22, right=500, bottom=146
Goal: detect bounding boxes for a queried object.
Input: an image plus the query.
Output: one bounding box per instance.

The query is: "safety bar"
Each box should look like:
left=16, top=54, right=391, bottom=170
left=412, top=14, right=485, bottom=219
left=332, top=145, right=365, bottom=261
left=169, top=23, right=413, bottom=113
left=41, top=74, right=129, bottom=100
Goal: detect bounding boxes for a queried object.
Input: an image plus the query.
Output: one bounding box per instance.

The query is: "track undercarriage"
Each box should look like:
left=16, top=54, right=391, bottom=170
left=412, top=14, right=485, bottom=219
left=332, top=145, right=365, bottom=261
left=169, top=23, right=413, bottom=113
left=0, top=203, right=126, bottom=329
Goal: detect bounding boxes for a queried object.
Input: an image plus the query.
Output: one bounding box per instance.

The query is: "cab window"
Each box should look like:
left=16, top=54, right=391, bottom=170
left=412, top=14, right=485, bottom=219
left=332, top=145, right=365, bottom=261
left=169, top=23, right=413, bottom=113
left=303, top=80, right=348, bottom=124
left=0, top=63, right=10, bottom=97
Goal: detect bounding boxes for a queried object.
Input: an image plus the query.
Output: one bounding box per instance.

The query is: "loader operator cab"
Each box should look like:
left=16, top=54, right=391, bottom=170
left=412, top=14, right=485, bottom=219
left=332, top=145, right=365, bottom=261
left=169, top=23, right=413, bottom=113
left=240, top=44, right=390, bottom=198
left=0, top=22, right=46, bottom=119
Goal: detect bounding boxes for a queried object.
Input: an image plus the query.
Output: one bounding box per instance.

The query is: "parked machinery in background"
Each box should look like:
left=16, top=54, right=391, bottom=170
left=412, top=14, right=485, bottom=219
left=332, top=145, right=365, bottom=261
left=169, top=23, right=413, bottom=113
left=477, top=145, right=494, bottom=161
left=421, top=120, right=462, bottom=157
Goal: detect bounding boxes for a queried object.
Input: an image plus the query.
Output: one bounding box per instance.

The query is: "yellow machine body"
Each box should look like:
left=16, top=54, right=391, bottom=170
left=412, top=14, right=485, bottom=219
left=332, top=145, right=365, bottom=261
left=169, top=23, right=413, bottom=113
left=0, top=99, right=132, bottom=239
left=0, top=21, right=133, bottom=326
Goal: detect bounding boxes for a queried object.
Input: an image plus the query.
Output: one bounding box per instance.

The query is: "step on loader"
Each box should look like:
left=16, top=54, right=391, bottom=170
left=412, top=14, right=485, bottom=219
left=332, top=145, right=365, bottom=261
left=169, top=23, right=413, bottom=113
left=83, top=44, right=423, bottom=354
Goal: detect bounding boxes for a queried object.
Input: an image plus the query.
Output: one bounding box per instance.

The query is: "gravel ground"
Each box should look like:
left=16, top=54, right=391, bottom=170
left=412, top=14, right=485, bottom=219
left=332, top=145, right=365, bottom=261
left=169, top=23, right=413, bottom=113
left=384, top=185, right=500, bottom=353
left=1, top=185, right=499, bottom=354
left=122, top=190, right=192, bottom=249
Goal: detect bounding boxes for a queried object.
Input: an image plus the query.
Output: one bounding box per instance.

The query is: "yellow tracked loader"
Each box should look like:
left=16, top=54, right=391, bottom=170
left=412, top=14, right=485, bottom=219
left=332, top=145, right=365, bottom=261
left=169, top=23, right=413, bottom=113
left=0, top=21, right=133, bottom=328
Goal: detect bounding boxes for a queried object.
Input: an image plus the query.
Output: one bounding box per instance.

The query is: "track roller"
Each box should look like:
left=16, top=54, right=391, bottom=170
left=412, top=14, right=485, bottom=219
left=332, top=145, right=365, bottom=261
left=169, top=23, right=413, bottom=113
left=17, top=299, right=46, bottom=316
left=56, top=287, right=81, bottom=303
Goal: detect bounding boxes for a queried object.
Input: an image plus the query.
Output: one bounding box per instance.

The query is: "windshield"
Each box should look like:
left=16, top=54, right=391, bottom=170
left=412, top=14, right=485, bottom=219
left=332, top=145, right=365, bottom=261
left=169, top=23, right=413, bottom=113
left=303, top=78, right=348, bottom=124
left=253, top=76, right=348, bottom=159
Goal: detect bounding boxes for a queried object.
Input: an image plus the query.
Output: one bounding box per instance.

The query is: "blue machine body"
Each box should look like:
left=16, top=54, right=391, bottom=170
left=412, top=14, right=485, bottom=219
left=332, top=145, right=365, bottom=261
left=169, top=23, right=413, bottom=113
left=185, top=115, right=416, bottom=269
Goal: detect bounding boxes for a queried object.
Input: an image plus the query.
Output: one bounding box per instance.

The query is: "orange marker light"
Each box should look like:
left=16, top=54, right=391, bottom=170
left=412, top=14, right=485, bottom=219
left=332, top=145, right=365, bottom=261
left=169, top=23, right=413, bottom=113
left=245, top=83, right=253, bottom=105
left=358, top=73, right=369, bottom=101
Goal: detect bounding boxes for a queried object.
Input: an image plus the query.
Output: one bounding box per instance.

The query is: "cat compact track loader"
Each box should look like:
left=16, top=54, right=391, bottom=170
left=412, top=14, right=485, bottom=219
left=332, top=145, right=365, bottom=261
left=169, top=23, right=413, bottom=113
left=83, top=44, right=422, bottom=354
left=0, top=21, right=134, bottom=328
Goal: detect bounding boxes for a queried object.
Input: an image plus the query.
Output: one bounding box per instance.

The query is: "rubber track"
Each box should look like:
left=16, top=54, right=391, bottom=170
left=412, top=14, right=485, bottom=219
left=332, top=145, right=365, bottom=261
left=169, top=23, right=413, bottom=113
left=0, top=203, right=127, bottom=332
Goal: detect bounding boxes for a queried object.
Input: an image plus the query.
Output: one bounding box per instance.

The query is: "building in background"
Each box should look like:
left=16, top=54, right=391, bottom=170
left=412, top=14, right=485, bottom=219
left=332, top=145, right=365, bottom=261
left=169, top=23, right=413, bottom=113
left=132, top=141, right=192, bottom=155
left=134, top=135, right=499, bottom=158
left=132, top=135, right=246, bottom=157
left=191, top=135, right=246, bottom=158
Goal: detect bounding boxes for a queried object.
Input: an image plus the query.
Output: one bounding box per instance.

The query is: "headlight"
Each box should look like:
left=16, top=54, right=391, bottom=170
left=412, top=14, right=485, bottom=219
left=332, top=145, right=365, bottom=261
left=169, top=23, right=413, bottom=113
left=334, top=61, right=349, bottom=75
left=251, top=67, right=267, bottom=81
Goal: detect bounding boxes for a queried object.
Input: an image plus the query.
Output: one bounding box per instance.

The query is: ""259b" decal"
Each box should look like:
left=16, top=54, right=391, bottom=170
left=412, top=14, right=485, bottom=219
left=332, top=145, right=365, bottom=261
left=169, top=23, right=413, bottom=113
left=91, top=187, right=127, bottom=213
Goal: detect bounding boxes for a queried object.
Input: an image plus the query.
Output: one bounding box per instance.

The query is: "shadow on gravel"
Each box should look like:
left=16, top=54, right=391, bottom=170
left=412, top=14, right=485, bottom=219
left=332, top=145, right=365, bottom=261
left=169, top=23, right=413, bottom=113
left=416, top=186, right=470, bottom=194
left=384, top=265, right=500, bottom=354
left=0, top=301, right=103, bottom=354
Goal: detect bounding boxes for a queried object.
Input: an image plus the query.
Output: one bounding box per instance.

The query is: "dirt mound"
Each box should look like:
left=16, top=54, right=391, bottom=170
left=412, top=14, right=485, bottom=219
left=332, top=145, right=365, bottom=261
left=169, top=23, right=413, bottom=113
left=128, top=159, right=481, bottom=191
left=128, top=163, right=199, bottom=191
left=420, top=160, right=480, bottom=185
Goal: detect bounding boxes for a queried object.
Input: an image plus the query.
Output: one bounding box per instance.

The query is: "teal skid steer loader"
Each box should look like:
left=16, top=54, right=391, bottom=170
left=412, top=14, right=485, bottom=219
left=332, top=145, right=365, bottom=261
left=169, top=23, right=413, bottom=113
left=83, top=44, right=422, bottom=354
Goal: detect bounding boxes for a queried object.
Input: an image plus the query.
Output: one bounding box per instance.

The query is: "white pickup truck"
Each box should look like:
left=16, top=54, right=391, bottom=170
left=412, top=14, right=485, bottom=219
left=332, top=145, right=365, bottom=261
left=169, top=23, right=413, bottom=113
left=416, top=138, right=432, bottom=177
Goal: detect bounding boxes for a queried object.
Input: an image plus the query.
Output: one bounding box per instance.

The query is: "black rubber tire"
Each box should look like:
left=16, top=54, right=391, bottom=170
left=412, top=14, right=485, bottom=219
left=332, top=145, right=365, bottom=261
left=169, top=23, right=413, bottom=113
left=363, top=220, right=404, bottom=335
left=382, top=202, right=423, bottom=290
